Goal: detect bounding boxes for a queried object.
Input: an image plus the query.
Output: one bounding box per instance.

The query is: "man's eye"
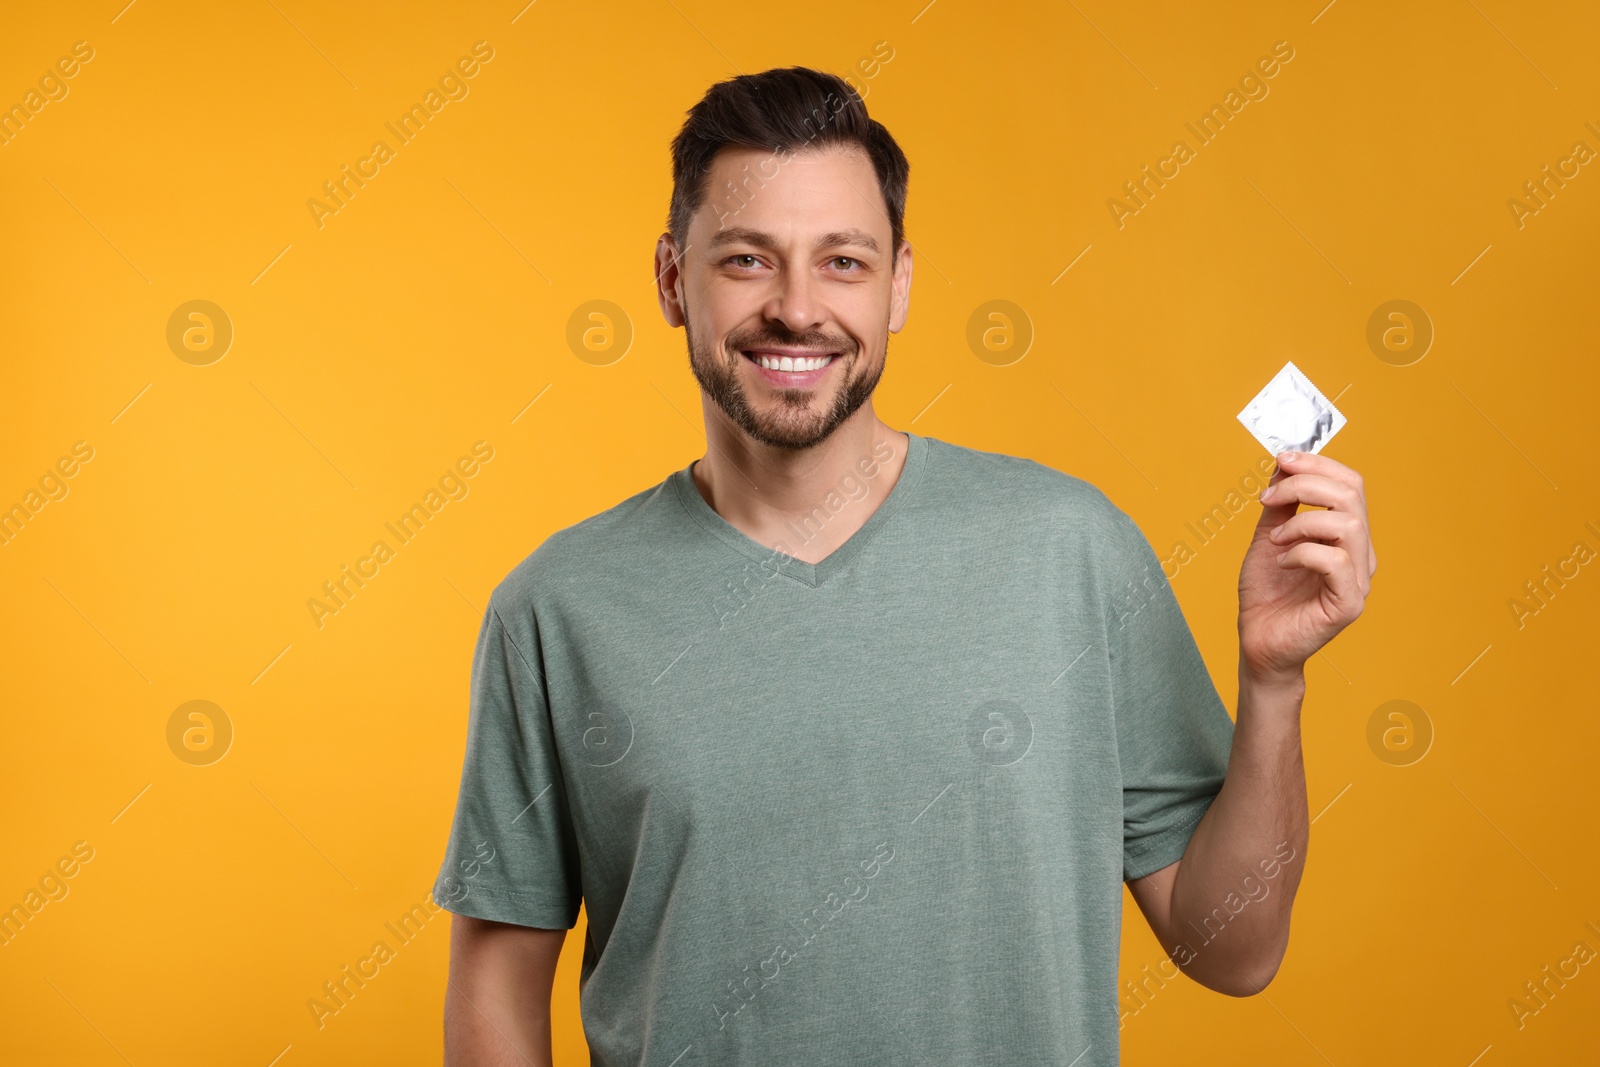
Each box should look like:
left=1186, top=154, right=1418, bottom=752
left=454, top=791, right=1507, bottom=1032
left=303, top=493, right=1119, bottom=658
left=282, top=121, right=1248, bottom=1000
left=726, top=255, right=760, bottom=268
left=832, top=257, right=860, bottom=271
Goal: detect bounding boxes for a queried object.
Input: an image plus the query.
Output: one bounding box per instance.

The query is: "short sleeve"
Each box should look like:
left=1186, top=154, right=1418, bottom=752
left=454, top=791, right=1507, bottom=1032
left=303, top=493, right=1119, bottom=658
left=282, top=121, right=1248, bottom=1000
left=1106, top=512, right=1235, bottom=881
left=432, top=597, right=583, bottom=928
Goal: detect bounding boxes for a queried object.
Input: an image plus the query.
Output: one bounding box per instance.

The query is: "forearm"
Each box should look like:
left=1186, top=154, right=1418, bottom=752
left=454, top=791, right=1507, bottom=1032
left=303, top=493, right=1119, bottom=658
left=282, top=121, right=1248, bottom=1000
left=1164, top=665, right=1309, bottom=995
left=444, top=978, right=553, bottom=1066
left=443, top=916, right=564, bottom=1067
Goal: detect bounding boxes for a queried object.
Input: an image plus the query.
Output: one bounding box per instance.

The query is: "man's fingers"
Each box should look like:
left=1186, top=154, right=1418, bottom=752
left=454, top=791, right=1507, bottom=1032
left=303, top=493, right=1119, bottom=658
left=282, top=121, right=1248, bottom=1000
left=1251, top=466, right=1296, bottom=530
left=1276, top=542, right=1363, bottom=622
left=1268, top=509, right=1358, bottom=544
left=1267, top=510, right=1371, bottom=593
left=1259, top=471, right=1360, bottom=513
left=1274, top=450, right=1364, bottom=499
left=1266, top=454, right=1374, bottom=582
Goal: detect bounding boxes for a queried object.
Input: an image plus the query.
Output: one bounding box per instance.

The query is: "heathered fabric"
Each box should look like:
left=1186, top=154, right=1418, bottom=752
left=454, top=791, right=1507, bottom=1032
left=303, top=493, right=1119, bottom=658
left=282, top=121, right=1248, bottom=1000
left=434, top=431, right=1234, bottom=1066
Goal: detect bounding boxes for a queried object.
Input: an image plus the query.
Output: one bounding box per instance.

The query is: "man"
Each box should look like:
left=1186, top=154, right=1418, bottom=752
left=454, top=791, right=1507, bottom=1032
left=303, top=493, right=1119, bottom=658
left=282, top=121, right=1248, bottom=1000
left=437, top=66, right=1375, bottom=1066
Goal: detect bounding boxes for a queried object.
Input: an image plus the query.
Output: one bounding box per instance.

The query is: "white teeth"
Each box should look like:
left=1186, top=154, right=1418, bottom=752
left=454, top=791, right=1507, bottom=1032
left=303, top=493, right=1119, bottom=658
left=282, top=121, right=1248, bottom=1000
left=754, top=354, right=833, bottom=372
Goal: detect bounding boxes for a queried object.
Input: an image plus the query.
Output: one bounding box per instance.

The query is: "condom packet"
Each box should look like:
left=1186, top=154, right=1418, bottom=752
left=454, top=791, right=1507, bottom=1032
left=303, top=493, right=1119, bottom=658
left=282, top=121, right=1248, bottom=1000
left=1236, top=360, right=1346, bottom=458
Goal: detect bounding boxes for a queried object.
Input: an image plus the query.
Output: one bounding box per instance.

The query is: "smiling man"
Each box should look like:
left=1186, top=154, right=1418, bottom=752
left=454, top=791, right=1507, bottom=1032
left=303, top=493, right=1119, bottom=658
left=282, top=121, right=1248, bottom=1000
left=437, top=67, right=1375, bottom=1066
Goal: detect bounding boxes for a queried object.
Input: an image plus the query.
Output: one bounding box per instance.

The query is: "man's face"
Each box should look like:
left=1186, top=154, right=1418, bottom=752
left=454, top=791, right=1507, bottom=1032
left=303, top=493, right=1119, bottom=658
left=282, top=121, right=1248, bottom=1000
left=658, top=143, right=912, bottom=451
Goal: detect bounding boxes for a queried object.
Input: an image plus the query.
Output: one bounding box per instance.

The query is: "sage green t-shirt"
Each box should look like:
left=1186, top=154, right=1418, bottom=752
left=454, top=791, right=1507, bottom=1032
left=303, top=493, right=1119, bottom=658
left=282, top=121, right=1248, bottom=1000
left=434, top=431, right=1234, bottom=1066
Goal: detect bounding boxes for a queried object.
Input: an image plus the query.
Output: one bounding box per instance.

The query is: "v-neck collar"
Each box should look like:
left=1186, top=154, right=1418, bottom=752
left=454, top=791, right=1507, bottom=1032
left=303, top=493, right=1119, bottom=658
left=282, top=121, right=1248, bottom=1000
left=671, top=431, right=928, bottom=589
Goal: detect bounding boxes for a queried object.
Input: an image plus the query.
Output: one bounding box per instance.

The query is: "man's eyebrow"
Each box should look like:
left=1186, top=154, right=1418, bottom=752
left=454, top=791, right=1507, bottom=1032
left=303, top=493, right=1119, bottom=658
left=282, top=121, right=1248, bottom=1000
left=707, top=226, right=882, bottom=254
left=817, top=229, right=881, bottom=254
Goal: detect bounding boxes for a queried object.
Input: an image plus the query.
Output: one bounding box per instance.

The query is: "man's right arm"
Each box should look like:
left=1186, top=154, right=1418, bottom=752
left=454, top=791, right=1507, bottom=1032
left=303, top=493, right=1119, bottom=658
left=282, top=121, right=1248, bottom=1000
left=444, top=914, right=568, bottom=1066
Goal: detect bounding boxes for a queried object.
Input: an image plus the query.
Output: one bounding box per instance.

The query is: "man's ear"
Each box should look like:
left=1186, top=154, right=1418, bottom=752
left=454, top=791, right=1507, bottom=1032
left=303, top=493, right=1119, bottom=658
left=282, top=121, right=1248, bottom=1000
left=887, top=240, right=914, bottom=333
left=655, top=234, right=686, bottom=327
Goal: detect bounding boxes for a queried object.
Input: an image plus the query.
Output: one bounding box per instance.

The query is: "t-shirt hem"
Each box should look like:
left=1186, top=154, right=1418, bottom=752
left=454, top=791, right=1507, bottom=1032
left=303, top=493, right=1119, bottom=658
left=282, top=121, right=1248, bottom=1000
left=432, top=880, right=580, bottom=930
left=1123, top=796, right=1217, bottom=881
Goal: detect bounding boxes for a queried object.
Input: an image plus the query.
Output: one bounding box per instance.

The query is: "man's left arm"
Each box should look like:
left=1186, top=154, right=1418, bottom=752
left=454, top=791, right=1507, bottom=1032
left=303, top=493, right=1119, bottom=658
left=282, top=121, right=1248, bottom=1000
left=1126, top=449, right=1377, bottom=996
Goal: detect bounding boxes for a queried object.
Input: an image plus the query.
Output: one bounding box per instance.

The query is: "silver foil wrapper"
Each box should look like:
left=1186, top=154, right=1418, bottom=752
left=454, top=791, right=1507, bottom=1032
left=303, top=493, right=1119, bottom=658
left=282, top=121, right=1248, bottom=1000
left=1237, top=360, right=1347, bottom=457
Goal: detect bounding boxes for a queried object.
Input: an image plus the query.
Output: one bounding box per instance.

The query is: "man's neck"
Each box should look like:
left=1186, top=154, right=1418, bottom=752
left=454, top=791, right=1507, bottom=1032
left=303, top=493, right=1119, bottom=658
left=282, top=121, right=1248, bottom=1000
left=690, top=403, right=911, bottom=566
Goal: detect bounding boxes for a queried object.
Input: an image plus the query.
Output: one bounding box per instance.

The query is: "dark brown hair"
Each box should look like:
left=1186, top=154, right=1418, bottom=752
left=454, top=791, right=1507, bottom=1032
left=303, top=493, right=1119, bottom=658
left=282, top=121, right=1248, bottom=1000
left=667, top=66, right=910, bottom=258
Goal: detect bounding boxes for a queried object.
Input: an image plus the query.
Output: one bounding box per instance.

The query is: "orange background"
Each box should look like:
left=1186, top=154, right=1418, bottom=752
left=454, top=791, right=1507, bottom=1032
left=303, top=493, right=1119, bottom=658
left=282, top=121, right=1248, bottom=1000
left=3, top=0, right=1597, bottom=1063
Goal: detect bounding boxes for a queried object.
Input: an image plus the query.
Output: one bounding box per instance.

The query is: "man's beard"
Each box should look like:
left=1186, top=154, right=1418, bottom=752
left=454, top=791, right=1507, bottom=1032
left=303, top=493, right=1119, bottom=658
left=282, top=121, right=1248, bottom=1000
left=683, top=302, right=885, bottom=452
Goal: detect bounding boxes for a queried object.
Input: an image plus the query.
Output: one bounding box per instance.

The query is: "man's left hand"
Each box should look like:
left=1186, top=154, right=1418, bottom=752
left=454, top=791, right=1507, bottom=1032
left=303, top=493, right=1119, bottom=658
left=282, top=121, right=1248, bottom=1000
left=1238, top=450, right=1376, bottom=684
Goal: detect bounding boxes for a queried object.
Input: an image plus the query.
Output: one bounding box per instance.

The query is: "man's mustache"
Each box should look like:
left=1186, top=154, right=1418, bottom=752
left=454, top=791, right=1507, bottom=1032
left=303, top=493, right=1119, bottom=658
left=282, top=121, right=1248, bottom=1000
left=724, top=334, right=856, bottom=356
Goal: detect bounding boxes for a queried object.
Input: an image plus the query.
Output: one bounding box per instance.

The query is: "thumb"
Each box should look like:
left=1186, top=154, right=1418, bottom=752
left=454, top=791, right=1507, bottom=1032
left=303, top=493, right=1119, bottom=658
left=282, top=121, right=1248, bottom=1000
left=1254, top=461, right=1297, bottom=527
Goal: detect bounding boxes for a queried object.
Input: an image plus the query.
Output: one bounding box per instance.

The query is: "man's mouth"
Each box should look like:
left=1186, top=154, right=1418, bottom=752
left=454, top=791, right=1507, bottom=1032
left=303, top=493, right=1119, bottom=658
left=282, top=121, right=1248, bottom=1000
left=741, top=349, right=840, bottom=372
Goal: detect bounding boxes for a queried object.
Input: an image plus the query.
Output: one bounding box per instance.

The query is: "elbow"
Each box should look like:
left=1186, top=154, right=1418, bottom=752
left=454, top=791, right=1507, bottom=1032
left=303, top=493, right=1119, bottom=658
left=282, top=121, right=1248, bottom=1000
left=1211, top=967, right=1279, bottom=998
left=1201, top=954, right=1284, bottom=998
